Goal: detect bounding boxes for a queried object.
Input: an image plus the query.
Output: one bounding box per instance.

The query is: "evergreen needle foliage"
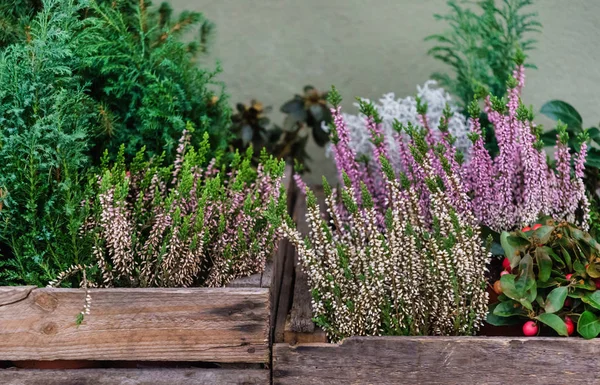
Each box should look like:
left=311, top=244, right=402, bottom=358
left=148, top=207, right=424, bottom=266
left=84, top=0, right=231, bottom=162
left=426, top=0, right=541, bottom=109
left=0, top=0, right=97, bottom=285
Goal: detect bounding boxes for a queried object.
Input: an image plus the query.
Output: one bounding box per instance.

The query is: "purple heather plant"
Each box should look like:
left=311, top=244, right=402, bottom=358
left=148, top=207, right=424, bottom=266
left=51, top=124, right=287, bottom=292
left=326, top=54, right=589, bottom=234
left=465, top=57, right=589, bottom=232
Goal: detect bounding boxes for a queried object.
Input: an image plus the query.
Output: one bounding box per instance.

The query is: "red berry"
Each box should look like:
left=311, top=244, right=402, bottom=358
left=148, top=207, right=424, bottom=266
left=533, top=224, right=542, bottom=231
left=522, top=321, right=538, bottom=336
left=522, top=226, right=532, bottom=232
left=564, top=298, right=572, bottom=307
left=500, top=270, right=510, bottom=276
left=565, top=317, right=575, bottom=336
left=502, top=258, right=511, bottom=271
left=595, top=279, right=600, bottom=290
left=566, top=274, right=573, bottom=281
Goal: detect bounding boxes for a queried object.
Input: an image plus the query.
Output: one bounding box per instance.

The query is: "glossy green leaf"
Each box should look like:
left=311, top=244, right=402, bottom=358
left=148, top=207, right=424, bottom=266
left=582, top=291, right=600, bottom=310
left=486, top=304, right=522, bottom=326
left=493, top=301, right=523, bottom=317
left=516, top=254, right=535, bottom=294
left=534, top=247, right=552, bottom=282
left=500, top=232, right=527, bottom=268
left=540, top=100, right=583, bottom=129
left=544, top=286, right=568, bottom=313
left=500, top=274, right=533, bottom=310
left=533, top=225, right=554, bottom=244
left=574, top=260, right=586, bottom=276
left=577, top=311, right=600, bottom=339
left=535, top=313, right=568, bottom=336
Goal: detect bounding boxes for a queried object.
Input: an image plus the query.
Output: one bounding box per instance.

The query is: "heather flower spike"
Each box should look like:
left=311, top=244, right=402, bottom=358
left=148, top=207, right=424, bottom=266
left=281, top=88, right=489, bottom=341
left=466, top=64, right=589, bottom=231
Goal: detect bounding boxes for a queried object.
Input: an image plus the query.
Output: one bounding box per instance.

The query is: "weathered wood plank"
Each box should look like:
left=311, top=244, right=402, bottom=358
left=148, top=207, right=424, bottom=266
left=283, top=318, right=327, bottom=345
left=274, top=336, right=600, bottom=385
left=0, top=287, right=269, bottom=363
left=289, top=186, right=328, bottom=333
left=0, top=286, right=35, bottom=306
left=270, top=171, right=298, bottom=343
left=0, top=368, right=268, bottom=385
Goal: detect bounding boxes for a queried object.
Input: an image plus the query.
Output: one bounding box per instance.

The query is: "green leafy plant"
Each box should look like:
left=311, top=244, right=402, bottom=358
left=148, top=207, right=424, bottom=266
left=427, top=0, right=541, bottom=108
left=0, top=0, right=97, bottom=286
left=488, top=218, right=600, bottom=338
left=84, top=0, right=231, bottom=162
left=426, top=0, right=541, bottom=154
left=229, top=86, right=332, bottom=172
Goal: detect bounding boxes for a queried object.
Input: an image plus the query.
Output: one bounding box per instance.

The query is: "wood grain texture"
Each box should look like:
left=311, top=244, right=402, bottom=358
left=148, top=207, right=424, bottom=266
left=289, top=186, right=328, bottom=333
left=270, top=171, right=298, bottom=343
left=0, top=286, right=35, bottom=306
left=0, top=368, right=268, bottom=385
left=0, top=287, right=269, bottom=363
left=273, top=336, right=600, bottom=385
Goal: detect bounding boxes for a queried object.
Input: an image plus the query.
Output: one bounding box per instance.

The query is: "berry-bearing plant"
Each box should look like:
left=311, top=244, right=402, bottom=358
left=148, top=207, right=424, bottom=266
left=279, top=89, right=489, bottom=342
left=51, top=126, right=287, bottom=291
left=489, top=218, right=600, bottom=338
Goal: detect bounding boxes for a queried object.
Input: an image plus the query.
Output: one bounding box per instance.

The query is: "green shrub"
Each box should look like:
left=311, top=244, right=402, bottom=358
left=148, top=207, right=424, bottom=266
left=0, top=0, right=96, bottom=286
left=84, top=0, right=231, bottom=163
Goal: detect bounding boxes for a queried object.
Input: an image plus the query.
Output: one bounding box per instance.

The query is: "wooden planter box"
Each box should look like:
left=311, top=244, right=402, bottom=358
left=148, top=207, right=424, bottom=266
left=273, top=336, right=600, bottom=385
left=0, top=286, right=270, bottom=384
left=0, top=167, right=297, bottom=384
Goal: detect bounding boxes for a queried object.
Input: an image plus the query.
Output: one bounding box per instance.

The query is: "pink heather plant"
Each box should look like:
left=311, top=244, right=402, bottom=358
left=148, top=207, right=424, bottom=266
left=51, top=125, right=287, bottom=290
left=464, top=56, right=589, bottom=231
left=326, top=54, right=589, bottom=234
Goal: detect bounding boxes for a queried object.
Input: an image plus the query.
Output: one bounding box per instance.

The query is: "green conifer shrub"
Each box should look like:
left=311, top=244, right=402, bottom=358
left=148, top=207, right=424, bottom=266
left=0, top=0, right=97, bottom=285
left=83, top=0, right=231, bottom=162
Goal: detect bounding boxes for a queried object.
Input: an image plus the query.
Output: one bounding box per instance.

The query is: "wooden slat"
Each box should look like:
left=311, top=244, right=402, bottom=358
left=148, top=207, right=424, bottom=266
left=274, top=336, right=600, bottom=384
left=289, top=186, right=328, bottom=333
left=0, top=287, right=269, bottom=363
left=270, top=167, right=298, bottom=343
left=0, top=368, right=268, bottom=385
left=0, top=286, right=35, bottom=306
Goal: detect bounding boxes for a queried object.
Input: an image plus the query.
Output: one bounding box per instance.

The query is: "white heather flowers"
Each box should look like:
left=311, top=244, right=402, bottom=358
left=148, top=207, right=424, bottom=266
left=282, top=113, right=488, bottom=341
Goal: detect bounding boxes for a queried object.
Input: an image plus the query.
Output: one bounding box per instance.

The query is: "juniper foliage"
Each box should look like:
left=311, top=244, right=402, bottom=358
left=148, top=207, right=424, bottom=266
left=84, top=0, right=231, bottom=162
left=0, top=0, right=97, bottom=285
left=426, top=0, right=541, bottom=109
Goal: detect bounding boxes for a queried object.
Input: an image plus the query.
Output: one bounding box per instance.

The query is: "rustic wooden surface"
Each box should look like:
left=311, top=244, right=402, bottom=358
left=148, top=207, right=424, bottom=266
left=270, top=173, right=299, bottom=344
left=0, top=368, right=268, bottom=385
left=273, top=336, right=600, bottom=385
left=283, top=318, right=327, bottom=345
left=289, top=186, right=329, bottom=333
left=0, top=287, right=269, bottom=363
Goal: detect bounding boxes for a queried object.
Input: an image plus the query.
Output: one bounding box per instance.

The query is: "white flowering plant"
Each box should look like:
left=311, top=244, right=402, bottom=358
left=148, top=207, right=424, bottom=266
left=279, top=98, right=489, bottom=340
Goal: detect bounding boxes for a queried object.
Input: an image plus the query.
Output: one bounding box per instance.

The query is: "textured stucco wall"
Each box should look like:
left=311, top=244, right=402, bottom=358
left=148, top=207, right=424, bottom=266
left=171, top=0, right=600, bottom=184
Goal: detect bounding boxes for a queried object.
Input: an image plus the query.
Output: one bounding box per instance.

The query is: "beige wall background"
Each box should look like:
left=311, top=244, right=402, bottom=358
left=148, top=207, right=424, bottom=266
left=171, top=0, right=600, bottom=184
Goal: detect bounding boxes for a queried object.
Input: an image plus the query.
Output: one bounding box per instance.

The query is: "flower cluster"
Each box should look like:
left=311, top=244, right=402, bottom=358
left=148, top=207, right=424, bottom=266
left=464, top=61, right=589, bottom=231
left=280, top=94, right=489, bottom=341
left=51, top=126, right=287, bottom=289
left=330, top=81, right=470, bottom=167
